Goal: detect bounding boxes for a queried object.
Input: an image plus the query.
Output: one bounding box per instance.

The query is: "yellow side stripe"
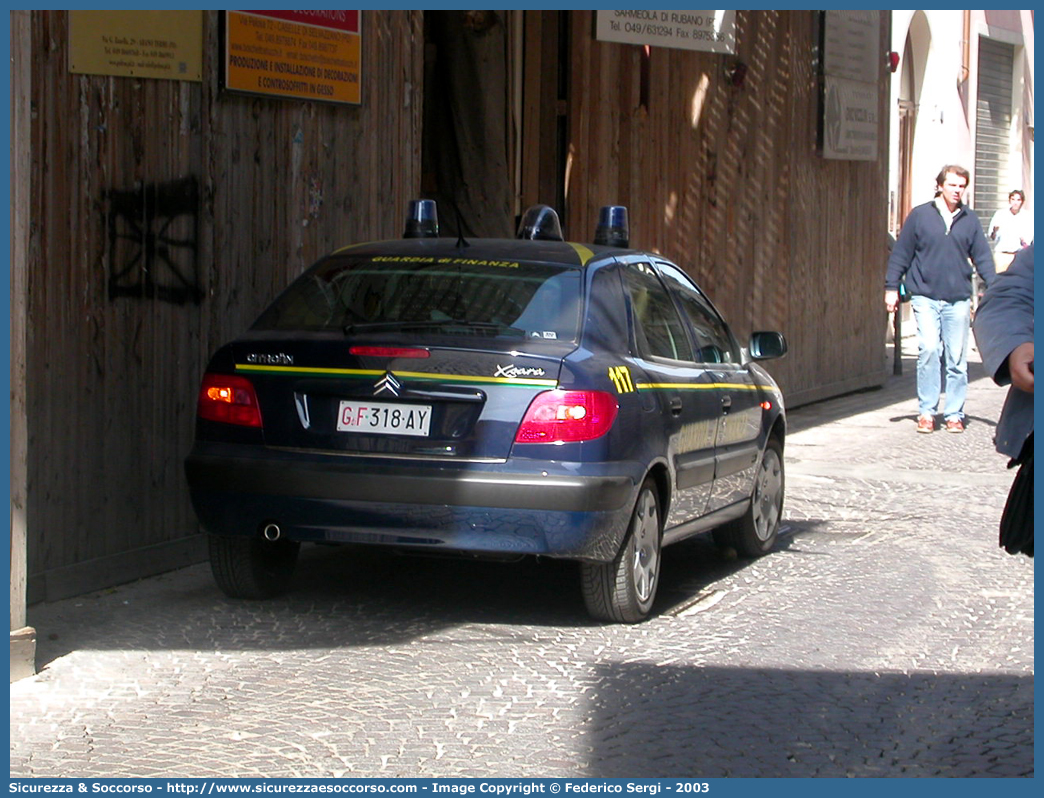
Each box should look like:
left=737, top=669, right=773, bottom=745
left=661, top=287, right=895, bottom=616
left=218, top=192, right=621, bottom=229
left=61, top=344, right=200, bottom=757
left=237, top=364, right=384, bottom=378
left=396, top=371, right=557, bottom=387
left=236, top=364, right=771, bottom=393
left=637, top=382, right=774, bottom=392
left=235, top=363, right=557, bottom=387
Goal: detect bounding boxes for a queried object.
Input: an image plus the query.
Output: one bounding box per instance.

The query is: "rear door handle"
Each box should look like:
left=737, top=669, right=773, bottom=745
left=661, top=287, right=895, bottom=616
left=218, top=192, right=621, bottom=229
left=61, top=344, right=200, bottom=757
left=670, top=396, right=684, bottom=415
left=721, top=394, right=732, bottom=412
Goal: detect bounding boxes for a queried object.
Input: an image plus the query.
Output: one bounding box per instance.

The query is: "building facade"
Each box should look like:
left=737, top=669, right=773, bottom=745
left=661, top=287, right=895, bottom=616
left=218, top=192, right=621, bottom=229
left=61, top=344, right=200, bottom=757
left=888, top=10, right=1034, bottom=233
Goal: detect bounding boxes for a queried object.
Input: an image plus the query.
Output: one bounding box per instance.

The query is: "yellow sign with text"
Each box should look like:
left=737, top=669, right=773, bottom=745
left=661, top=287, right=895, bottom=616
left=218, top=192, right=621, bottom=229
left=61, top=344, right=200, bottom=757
left=224, top=10, right=361, bottom=105
left=69, top=11, right=203, bottom=81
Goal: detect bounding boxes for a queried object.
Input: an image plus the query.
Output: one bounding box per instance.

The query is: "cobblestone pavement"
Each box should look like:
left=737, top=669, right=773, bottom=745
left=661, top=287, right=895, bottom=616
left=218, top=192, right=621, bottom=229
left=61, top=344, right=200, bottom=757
left=10, top=346, right=1033, bottom=779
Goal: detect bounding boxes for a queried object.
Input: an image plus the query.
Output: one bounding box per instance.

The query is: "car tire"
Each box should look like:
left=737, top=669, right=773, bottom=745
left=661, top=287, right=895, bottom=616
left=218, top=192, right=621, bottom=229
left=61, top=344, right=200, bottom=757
left=208, top=535, right=300, bottom=599
left=713, top=437, right=784, bottom=557
left=581, top=478, right=662, bottom=623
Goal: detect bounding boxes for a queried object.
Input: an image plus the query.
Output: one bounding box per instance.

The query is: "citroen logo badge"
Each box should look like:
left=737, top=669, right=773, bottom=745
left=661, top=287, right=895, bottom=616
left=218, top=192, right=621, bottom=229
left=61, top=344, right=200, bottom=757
left=374, top=372, right=401, bottom=397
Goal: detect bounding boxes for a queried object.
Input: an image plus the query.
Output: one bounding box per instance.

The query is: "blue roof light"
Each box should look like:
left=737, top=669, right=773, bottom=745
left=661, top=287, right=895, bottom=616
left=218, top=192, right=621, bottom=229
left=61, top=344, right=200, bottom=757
left=403, top=199, right=439, bottom=238
left=594, top=205, right=629, bottom=248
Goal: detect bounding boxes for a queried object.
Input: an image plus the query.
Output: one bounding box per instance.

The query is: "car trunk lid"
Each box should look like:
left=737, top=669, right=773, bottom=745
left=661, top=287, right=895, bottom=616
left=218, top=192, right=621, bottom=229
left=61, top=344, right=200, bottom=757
left=233, top=337, right=567, bottom=460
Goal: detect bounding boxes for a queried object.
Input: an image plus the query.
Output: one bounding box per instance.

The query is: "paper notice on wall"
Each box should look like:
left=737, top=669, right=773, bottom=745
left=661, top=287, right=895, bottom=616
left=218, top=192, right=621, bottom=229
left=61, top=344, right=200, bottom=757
left=595, top=10, right=736, bottom=55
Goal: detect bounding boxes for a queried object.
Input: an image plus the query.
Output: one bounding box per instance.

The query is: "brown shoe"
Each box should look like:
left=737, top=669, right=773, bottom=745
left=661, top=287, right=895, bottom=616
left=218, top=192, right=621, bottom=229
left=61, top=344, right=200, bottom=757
left=917, top=415, right=934, bottom=434
left=945, top=419, right=964, bottom=433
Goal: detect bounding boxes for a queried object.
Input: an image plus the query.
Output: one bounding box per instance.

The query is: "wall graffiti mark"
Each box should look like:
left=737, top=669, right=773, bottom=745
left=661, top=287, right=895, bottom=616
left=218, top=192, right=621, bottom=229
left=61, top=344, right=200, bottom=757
left=105, top=176, right=203, bottom=304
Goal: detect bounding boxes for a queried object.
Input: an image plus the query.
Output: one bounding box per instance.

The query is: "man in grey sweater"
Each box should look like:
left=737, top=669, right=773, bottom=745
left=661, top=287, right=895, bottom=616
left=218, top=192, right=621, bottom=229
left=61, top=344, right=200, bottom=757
left=885, top=164, right=995, bottom=433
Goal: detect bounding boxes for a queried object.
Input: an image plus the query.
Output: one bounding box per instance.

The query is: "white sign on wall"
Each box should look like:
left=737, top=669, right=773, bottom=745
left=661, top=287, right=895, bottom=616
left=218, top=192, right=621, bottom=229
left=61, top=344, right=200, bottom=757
left=595, top=10, right=736, bottom=55
left=820, top=10, right=882, bottom=161
left=822, top=9, right=878, bottom=83
left=822, top=76, right=879, bottom=160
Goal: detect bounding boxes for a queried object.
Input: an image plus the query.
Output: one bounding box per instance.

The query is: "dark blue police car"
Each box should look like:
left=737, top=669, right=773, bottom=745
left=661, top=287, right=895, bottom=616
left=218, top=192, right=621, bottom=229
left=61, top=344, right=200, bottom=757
left=185, top=202, right=787, bottom=622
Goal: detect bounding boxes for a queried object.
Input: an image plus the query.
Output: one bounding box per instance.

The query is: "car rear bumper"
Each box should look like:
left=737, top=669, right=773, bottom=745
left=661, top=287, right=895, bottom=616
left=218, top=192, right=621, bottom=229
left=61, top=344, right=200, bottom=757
left=185, top=444, right=640, bottom=561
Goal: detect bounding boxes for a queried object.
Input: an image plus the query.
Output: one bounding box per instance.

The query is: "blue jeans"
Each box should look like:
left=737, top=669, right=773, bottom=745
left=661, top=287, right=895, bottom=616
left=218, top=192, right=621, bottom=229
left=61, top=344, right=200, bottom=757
left=910, top=295, right=971, bottom=420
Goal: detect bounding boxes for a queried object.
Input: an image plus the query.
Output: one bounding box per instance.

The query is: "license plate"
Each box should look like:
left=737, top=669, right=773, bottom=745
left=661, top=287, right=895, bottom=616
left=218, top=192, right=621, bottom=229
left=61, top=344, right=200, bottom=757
left=336, top=400, right=432, bottom=437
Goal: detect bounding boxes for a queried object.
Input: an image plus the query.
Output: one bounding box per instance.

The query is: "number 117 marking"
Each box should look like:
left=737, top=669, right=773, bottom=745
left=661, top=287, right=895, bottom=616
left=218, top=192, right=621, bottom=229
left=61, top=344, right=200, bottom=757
left=608, top=365, right=635, bottom=393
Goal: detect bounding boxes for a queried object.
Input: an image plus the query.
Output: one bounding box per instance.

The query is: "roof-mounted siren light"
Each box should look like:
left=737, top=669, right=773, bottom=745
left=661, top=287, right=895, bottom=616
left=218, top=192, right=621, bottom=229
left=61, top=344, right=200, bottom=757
left=403, top=199, right=439, bottom=238
left=517, top=204, right=564, bottom=241
left=594, top=205, right=629, bottom=248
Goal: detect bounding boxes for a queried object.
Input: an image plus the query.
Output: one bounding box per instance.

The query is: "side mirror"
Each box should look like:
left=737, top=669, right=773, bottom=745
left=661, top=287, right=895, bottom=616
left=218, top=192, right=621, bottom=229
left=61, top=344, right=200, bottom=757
left=749, top=331, right=787, bottom=360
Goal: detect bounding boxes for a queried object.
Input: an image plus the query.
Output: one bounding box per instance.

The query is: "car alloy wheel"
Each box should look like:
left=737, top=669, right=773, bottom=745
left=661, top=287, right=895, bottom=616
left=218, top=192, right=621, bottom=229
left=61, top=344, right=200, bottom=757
left=751, top=443, right=783, bottom=542
left=630, top=487, right=660, bottom=602
left=581, top=477, right=662, bottom=623
left=713, top=437, right=784, bottom=557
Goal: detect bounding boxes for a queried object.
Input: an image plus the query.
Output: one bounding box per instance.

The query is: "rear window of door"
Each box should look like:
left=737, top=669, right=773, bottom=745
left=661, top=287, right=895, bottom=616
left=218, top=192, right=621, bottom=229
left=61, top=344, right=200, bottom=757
left=622, top=263, right=694, bottom=361
left=655, top=263, right=739, bottom=364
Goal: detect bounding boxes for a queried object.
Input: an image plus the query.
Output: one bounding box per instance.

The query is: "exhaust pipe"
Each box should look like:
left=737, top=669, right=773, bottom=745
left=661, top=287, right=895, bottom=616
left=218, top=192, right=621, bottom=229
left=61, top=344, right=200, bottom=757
left=262, top=523, right=282, bottom=542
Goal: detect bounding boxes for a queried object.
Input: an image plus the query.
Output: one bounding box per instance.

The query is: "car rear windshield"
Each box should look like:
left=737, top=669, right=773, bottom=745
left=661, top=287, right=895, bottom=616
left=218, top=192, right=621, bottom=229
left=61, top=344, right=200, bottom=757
left=252, top=254, right=583, bottom=343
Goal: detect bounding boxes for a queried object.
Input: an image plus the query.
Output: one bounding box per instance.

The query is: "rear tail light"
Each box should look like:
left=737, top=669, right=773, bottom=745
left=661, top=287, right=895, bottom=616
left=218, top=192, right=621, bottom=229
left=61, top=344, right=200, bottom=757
left=514, top=390, right=618, bottom=443
left=197, top=373, right=263, bottom=428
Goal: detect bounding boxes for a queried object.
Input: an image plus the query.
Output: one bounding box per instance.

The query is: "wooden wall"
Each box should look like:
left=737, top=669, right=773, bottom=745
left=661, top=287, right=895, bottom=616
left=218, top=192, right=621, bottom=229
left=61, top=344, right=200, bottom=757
left=24, top=11, right=424, bottom=600
left=565, top=10, right=891, bottom=404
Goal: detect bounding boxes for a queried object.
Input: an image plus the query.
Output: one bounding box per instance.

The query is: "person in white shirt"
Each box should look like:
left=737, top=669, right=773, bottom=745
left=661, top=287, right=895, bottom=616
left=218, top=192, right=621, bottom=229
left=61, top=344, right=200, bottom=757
left=988, top=190, right=1033, bottom=272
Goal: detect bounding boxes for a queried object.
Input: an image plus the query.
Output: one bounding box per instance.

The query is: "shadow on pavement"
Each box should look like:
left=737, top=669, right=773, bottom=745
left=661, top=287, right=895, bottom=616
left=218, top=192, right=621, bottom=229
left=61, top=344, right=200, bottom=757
left=582, top=662, right=1033, bottom=777
left=30, top=536, right=764, bottom=668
